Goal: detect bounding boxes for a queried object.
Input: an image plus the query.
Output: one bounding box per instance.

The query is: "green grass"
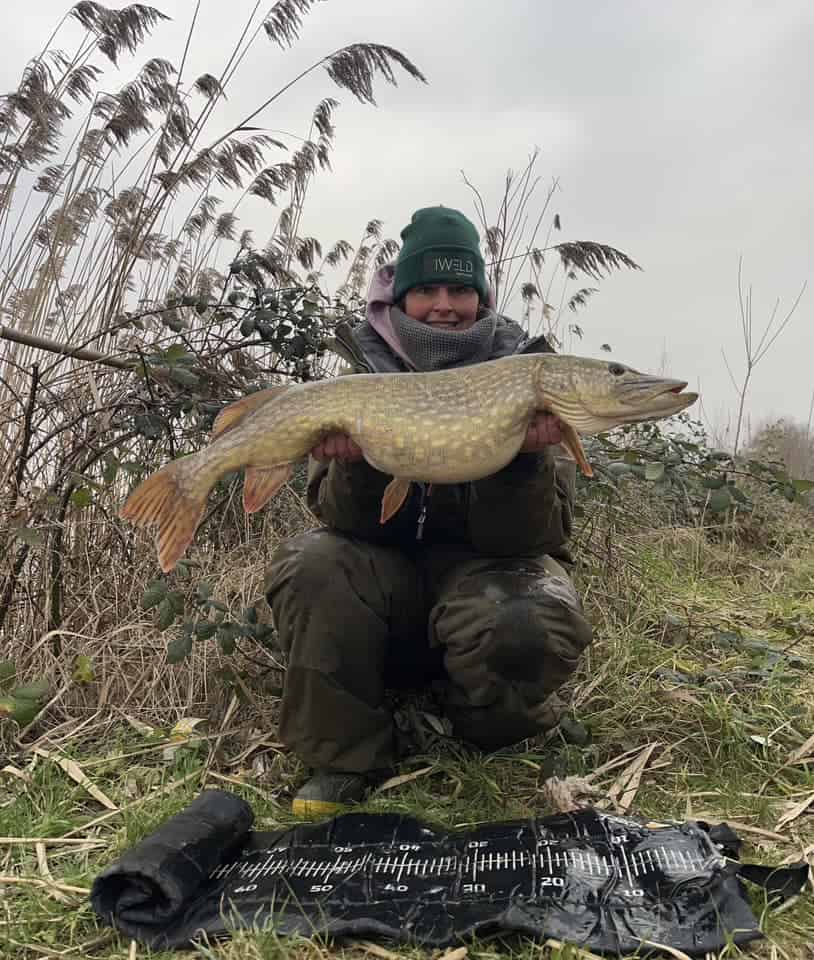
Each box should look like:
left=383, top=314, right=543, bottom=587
left=2, top=513, right=813, bottom=959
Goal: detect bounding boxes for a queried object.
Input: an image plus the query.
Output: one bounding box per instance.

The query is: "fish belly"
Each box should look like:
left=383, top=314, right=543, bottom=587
left=353, top=404, right=530, bottom=483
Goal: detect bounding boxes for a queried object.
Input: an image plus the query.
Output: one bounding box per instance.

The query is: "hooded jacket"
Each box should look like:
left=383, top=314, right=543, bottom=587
left=305, top=265, right=577, bottom=562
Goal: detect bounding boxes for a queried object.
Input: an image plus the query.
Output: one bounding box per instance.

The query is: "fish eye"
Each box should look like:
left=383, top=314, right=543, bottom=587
left=608, top=363, right=626, bottom=376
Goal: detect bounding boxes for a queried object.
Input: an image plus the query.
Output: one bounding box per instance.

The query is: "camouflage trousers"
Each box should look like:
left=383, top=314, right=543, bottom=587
left=265, top=530, right=593, bottom=773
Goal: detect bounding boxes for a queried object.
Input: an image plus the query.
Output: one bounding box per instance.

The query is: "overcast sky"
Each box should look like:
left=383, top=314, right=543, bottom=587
left=2, top=0, right=812, bottom=442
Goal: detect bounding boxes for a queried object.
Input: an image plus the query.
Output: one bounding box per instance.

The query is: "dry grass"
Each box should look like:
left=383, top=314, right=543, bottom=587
left=3, top=481, right=313, bottom=727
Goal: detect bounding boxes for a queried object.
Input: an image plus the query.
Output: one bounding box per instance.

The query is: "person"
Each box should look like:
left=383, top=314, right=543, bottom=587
left=265, top=206, right=593, bottom=816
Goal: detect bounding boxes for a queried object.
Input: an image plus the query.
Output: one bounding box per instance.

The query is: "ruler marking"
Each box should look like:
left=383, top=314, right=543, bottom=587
left=619, top=845, right=635, bottom=885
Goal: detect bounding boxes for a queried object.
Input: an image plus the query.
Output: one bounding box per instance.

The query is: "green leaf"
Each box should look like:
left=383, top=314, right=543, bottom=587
left=0, top=659, right=16, bottom=692
left=239, top=316, right=256, bottom=337
left=0, top=695, right=42, bottom=727
left=169, top=367, right=200, bottom=389
left=164, top=344, right=194, bottom=365
left=255, top=625, right=276, bottom=646
left=702, top=476, right=726, bottom=490
left=707, top=488, right=732, bottom=513
left=13, top=678, right=49, bottom=701
left=194, top=621, right=217, bottom=640
left=133, top=413, right=164, bottom=440
left=622, top=451, right=639, bottom=465
left=606, top=462, right=632, bottom=478
left=72, top=655, right=94, bottom=684
left=196, top=582, right=212, bottom=602
left=792, top=477, right=814, bottom=493
left=68, top=472, right=103, bottom=493
left=102, top=458, right=119, bottom=484
left=242, top=606, right=258, bottom=625
left=142, top=580, right=168, bottom=610
left=70, top=487, right=92, bottom=508
left=730, top=486, right=749, bottom=504
left=13, top=527, right=42, bottom=547
left=157, top=596, right=178, bottom=631
left=287, top=333, right=309, bottom=358
left=167, top=591, right=186, bottom=615
left=217, top=622, right=242, bottom=655
left=166, top=633, right=193, bottom=664
left=644, top=461, right=665, bottom=482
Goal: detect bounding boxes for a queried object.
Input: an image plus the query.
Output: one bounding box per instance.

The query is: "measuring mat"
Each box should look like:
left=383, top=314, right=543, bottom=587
left=90, top=789, right=807, bottom=954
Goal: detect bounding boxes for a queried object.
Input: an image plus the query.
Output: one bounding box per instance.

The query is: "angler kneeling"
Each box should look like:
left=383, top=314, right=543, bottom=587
left=265, top=207, right=593, bottom=816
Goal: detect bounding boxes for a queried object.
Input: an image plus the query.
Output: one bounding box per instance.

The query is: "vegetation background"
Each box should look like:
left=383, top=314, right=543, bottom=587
left=0, top=2, right=812, bottom=958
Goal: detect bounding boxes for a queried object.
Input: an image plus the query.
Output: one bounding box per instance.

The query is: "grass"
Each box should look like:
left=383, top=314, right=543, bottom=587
left=1, top=489, right=813, bottom=959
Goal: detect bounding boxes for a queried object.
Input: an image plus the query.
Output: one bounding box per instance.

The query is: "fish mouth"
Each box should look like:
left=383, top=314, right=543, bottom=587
left=656, top=380, right=697, bottom=406
left=617, top=377, right=696, bottom=408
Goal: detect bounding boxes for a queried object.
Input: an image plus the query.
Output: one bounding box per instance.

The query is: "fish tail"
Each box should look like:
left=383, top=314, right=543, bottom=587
left=120, top=458, right=210, bottom=573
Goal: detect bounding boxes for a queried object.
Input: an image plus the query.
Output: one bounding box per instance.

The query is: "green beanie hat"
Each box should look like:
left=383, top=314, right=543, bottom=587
left=393, top=206, right=488, bottom=303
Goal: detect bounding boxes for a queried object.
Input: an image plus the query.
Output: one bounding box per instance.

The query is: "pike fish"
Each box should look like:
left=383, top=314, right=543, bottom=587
left=120, top=354, right=698, bottom=571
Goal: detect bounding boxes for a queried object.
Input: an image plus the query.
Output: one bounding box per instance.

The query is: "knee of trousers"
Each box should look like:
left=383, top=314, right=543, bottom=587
left=491, top=587, right=593, bottom=696
left=264, top=529, right=359, bottom=654
left=433, top=569, right=593, bottom=704
left=264, top=528, right=412, bottom=685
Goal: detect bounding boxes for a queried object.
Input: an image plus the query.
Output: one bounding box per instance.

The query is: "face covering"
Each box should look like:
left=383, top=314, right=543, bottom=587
left=389, top=306, right=497, bottom=372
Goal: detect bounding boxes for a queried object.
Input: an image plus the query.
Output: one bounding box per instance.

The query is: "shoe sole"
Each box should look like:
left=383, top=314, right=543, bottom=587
left=292, top=797, right=350, bottom=818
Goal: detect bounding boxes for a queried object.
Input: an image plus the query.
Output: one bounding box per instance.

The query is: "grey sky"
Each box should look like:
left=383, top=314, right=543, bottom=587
left=2, top=0, right=812, bottom=441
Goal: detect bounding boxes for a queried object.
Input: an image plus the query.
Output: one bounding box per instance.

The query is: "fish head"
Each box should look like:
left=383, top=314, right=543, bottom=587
left=536, top=356, right=699, bottom=435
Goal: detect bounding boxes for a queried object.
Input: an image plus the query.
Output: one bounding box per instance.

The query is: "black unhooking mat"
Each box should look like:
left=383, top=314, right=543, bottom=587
left=90, top=790, right=807, bottom=955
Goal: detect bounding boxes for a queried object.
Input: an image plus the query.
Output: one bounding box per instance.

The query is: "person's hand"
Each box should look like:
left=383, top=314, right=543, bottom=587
left=311, top=432, right=364, bottom=462
left=520, top=412, right=563, bottom=452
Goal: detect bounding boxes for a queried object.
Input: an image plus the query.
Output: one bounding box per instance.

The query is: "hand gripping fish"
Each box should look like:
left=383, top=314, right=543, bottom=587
left=120, top=354, right=697, bottom=571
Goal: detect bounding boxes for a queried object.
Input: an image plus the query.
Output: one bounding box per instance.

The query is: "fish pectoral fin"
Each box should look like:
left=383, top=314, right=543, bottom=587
left=558, top=419, right=594, bottom=478
left=380, top=477, right=412, bottom=525
left=212, top=385, right=290, bottom=439
left=243, top=464, right=293, bottom=514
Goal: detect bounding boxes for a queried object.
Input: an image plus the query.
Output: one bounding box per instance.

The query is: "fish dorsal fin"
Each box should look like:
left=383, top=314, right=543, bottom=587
left=212, top=385, right=290, bottom=439
left=558, top=419, right=594, bottom=478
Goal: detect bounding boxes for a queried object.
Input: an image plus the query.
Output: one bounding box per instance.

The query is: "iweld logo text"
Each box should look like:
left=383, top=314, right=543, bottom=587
left=423, top=253, right=475, bottom=279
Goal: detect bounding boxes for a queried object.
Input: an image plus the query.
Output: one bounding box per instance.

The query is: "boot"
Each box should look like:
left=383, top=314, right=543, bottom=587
left=292, top=769, right=383, bottom=817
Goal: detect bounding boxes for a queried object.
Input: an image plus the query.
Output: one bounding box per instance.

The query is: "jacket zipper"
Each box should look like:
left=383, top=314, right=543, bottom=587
left=416, top=483, right=433, bottom=541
